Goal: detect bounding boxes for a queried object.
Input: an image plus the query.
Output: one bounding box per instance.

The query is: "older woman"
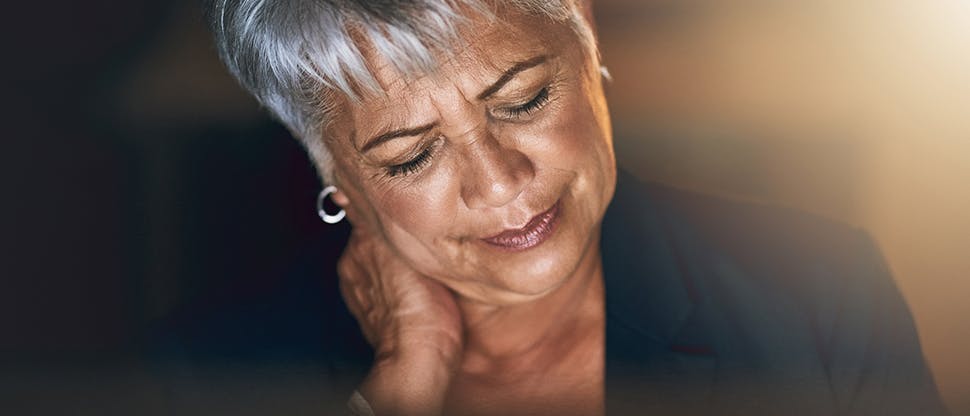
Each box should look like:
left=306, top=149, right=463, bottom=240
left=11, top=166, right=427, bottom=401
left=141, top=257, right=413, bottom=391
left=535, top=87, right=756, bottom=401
left=200, top=0, right=946, bottom=415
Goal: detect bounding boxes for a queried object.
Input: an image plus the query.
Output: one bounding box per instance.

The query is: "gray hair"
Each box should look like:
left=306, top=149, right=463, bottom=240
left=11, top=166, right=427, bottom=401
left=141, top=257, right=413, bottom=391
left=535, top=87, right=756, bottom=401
left=204, top=0, right=597, bottom=183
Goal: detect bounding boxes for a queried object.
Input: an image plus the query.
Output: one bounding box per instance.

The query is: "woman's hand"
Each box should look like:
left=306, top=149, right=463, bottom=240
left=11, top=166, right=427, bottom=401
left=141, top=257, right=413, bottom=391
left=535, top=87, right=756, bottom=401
left=337, top=225, right=463, bottom=416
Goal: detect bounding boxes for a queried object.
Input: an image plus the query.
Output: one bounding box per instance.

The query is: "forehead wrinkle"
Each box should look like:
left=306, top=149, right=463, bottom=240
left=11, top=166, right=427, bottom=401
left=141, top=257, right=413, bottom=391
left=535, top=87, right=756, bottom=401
left=356, top=10, right=552, bottom=106
left=352, top=27, right=435, bottom=103
left=343, top=12, right=569, bottom=152
left=359, top=44, right=441, bottom=110
left=347, top=87, right=440, bottom=155
left=370, top=18, right=505, bottom=99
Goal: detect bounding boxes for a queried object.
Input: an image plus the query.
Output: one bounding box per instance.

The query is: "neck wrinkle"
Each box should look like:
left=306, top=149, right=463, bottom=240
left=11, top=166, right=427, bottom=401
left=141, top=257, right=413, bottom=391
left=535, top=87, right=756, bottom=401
left=456, top=236, right=605, bottom=375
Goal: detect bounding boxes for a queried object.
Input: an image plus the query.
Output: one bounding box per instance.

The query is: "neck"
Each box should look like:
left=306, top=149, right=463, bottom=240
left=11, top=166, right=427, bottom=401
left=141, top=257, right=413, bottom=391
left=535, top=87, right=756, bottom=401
left=456, top=233, right=605, bottom=374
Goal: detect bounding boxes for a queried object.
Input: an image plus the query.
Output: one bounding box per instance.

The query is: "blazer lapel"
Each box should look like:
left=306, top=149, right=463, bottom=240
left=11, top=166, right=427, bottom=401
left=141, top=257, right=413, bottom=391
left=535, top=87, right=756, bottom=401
left=601, top=171, right=716, bottom=414
left=602, top=172, right=839, bottom=414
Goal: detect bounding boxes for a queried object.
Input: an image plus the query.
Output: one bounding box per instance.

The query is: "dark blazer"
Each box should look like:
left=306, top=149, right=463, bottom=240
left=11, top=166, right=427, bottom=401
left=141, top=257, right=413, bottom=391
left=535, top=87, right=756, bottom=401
left=160, top=170, right=947, bottom=415
left=601, top=171, right=947, bottom=415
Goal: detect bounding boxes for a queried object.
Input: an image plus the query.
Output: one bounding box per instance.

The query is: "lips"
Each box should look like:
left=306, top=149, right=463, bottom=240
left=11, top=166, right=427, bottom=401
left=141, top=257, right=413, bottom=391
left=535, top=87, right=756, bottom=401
left=481, top=199, right=561, bottom=251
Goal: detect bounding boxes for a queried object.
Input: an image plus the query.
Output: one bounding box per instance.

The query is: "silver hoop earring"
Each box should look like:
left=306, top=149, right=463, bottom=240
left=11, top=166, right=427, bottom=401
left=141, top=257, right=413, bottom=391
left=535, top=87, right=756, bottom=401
left=317, top=185, right=346, bottom=224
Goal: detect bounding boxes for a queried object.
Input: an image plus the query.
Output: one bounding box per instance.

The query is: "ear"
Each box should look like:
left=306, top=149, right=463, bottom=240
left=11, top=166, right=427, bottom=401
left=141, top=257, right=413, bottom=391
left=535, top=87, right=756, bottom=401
left=327, top=168, right=352, bottom=208
left=331, top=188, right=350, bottom=207
left=327, top=171, right=376, bottom=232
left=329, top=185, right=376, bottom=233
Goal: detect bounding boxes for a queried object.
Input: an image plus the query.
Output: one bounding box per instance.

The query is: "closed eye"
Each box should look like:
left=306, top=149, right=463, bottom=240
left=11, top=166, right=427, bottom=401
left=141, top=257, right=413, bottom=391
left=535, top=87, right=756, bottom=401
left=496, top=87, right=551, bottom=120
left=385, top=138, right=444, bottom=178
left=387, top=147, right=433, bottom=177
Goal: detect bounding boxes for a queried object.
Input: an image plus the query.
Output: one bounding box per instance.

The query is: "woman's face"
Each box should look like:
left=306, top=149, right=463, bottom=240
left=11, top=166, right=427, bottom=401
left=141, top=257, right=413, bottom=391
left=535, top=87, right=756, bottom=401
left=326, top=10, right=616, bottom=305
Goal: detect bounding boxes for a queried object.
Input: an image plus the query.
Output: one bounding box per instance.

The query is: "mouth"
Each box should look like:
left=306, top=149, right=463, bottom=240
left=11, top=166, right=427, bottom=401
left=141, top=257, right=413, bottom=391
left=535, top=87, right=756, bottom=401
left=481, top=199, right=561, bottom=251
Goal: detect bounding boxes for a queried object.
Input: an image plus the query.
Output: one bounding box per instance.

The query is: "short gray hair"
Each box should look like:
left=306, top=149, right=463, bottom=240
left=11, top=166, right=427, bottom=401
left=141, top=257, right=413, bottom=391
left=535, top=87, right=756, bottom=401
left=204, top=0, right=596, bottom=182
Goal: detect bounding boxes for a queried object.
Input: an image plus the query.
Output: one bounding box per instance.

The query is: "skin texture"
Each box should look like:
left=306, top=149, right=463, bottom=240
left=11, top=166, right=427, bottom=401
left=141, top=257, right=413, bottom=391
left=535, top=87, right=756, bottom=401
left=327, top=5, right=616, bottom=415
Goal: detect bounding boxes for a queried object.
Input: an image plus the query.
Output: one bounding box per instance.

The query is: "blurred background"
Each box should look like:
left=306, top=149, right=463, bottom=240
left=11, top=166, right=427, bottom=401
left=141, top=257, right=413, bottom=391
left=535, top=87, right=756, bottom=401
left=3, top=0, right=968, bottom=414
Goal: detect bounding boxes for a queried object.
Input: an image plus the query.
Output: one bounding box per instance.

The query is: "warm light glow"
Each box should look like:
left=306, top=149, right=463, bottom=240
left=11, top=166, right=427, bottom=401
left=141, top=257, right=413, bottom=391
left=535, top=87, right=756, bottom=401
left=598, top=0, right=970, bottom=412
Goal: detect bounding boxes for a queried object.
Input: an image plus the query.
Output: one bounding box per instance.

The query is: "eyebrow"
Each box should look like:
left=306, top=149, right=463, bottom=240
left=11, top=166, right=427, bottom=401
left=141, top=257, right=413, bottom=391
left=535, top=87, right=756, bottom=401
left=359, top=55, right=549, bottom=153
left=359, top=123, right=435, bottom=153
left=476, top=55, right=549, bottom=101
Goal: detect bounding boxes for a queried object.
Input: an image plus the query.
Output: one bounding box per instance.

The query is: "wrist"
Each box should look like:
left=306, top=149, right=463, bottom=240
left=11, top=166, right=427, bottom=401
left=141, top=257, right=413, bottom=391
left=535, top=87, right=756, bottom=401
left=359, top=349, right=456, bottom=416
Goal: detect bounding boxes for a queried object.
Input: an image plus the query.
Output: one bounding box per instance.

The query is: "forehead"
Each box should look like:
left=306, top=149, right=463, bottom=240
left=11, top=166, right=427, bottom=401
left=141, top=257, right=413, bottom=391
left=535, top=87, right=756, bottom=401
left=343, top=11, right=575, bottom=117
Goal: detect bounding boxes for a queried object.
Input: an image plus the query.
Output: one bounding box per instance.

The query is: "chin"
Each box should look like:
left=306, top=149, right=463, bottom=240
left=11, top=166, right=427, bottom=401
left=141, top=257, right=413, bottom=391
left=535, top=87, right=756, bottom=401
left=481, top=222, right=592, bottom=305
left=484, top=191, right=604, bottom=305
left=495, top=262, right=570, bottom=301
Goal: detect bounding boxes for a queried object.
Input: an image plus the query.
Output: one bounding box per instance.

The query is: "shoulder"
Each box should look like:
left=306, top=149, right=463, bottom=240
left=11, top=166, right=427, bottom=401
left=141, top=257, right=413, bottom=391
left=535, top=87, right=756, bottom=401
left=608, top=171, right=946, bottom=414
left=612, top=171, right=883, bottom=311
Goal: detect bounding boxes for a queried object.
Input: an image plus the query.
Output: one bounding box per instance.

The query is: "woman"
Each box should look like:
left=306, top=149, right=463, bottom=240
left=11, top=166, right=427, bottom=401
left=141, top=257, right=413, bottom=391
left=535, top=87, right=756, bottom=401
left=202, top=0, right=946, bottom=415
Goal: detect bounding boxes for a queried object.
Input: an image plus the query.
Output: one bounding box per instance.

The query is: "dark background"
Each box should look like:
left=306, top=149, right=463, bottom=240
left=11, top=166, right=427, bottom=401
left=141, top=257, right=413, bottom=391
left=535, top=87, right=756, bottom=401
left=3, top=0, right=968, bottom=414
left=3, top=1, right=345, bottom=412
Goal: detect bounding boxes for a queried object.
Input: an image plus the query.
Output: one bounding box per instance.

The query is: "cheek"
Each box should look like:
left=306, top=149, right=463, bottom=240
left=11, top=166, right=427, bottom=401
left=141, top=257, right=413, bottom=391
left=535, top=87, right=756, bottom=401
left=529, top=95, right=613, bottom=183
left=368, top=167, right=465, bottom=272
left=526, top=92, right=616, bottom=220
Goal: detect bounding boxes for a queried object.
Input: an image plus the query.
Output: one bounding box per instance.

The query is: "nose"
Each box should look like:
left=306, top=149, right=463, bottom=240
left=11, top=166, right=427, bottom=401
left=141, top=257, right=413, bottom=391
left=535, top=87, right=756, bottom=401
left=459, top=131, right=535, bottom=210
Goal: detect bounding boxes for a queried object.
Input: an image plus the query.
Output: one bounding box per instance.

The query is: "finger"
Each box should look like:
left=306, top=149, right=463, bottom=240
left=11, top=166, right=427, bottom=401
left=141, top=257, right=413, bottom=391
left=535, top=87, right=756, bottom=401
left=337, top=252, right=375, bottom=314
left=340, top=247, right=387, bottom=324
left=337, top=260, right=365, bottom=318
left=338, top=268, right=380, bottom=346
